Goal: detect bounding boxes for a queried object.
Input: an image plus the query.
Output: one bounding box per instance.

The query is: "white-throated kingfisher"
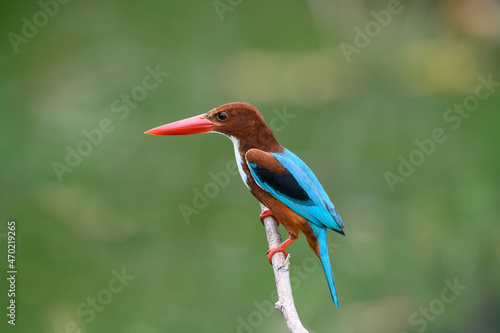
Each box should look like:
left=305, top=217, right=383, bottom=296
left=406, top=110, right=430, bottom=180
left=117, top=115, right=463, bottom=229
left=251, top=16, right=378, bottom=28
left=145, top=102, right=346, bottom=306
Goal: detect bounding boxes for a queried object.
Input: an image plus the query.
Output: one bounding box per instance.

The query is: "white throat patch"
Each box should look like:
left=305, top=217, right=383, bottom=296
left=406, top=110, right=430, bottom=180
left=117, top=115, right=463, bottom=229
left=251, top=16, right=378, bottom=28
left=211, top=132, right=249, bottom=189
left=228, top=135, right=249, bottom=189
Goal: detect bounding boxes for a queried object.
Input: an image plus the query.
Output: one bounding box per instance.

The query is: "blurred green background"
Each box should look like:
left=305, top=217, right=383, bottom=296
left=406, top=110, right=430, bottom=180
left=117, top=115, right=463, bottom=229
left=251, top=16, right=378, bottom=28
left=1, top=0, right=499, bottom=332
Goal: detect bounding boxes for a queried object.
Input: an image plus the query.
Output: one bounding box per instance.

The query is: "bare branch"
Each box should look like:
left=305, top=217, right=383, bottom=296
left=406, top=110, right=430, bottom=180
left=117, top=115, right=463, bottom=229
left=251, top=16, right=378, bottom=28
left=260, top=204, right=309, bottom=333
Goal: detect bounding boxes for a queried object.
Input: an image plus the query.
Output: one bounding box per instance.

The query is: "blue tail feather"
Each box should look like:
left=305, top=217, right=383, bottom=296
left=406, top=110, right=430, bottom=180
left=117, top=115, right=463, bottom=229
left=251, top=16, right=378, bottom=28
left=315, top=226, right=338, bottom=307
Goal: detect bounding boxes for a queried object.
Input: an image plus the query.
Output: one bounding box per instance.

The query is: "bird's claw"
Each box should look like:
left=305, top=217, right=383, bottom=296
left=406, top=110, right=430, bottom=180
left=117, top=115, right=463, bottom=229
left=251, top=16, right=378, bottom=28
left=260, top=209, right=280, bottom=226
left=267, top=247, right=288, bottom=264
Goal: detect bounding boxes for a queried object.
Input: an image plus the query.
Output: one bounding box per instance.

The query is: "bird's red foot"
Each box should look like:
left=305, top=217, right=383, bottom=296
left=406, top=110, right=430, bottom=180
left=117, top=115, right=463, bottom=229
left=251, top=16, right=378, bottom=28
left=260, top=209, right=280, bottom=226
left=266, top=237, right=296, bottom=264
left=267, top=246, right=288, bottom=264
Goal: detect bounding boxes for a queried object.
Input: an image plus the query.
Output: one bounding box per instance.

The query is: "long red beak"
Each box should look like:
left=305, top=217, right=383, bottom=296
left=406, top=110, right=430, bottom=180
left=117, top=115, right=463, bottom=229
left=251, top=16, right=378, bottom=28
left=145, top=114, right=216, bottom=135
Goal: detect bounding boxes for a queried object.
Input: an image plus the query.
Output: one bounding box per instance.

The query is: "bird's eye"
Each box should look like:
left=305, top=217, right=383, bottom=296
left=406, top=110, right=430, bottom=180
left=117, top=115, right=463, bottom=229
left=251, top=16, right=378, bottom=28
left=217, top=112, right=228, bottom=121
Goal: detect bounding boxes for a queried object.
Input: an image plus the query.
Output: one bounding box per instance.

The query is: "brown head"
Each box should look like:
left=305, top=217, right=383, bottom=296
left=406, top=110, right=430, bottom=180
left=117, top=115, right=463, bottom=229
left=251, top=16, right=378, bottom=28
left=145, top=102, right=282, bottom=152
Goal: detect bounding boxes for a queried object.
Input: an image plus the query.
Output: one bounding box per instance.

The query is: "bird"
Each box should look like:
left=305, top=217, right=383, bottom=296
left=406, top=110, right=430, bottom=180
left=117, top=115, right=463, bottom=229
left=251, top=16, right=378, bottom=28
left=145, top=102, right=346, bottom=306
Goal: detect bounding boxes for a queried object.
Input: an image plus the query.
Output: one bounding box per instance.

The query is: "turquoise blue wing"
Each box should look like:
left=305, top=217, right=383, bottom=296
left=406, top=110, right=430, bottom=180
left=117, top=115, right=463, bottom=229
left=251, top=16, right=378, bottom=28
left=246, top=148, right=344, bottom=233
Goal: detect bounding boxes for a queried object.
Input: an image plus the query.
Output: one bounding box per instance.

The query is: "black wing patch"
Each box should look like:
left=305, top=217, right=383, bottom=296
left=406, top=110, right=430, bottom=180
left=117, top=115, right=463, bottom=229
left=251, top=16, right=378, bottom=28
left=249, top=162, right=311, bottom=202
